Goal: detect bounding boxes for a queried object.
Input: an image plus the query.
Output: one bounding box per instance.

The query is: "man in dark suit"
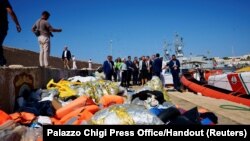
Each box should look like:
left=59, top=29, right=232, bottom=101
left=126, top=56, right=133, bottom=86
left=152, top=53, right=162, bottom=78
left=168, top=54, right=181, bottom=90
left=62, top=46, right=71, bottom=69
left=103, top=55, right=114, bottom=81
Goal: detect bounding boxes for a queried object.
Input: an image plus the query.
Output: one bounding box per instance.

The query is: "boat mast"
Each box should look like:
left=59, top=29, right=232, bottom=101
left=163, top=40, right=171, bottom=61
left=174, top=33, right=184, bottom=58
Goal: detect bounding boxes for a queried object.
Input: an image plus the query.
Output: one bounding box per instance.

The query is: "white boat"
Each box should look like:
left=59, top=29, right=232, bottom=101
left=161, top=33, right=227, bottom=86
left=163, top=33, right=224, bottom=70
left=161, top=69, right=173, bottom=86
left=208, top=71, right=250, bottom=95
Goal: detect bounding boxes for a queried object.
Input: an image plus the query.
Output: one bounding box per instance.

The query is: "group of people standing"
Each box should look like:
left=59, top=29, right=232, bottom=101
left=103, top=54, right=181, bottom=90
left=102, top=53, right=180, bottom=90
left=103, top=54, right=164, bottom=86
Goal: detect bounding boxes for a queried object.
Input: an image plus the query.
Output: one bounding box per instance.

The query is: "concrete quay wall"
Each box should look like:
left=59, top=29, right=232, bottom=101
left=0, top=67, right=92, bottom=113
left=3, top=46, right=101, bottom=69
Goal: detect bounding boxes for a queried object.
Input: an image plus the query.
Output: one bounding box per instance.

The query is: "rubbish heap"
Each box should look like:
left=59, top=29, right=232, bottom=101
left=0, top=76, right=217, bottom=140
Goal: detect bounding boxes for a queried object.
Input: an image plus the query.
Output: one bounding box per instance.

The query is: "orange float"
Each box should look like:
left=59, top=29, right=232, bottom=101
left=0, top=110, right=11, bottom=125
left=55, top=96, right=95, bottom=119
left=99, top=95, right=124, bottom=108
left=181, top=75, right=250, bottom=107
left=56, top=105, right=99, bottom=125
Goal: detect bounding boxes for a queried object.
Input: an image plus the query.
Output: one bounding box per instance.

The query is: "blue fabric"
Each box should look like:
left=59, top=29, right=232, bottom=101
left=201, top=118, right=214, bottom=125
left=149, top=107, right=164, bottom=116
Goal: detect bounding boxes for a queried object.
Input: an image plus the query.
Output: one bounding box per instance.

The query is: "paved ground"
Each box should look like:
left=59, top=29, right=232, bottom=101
left=132, top=86, right=250, bottom=125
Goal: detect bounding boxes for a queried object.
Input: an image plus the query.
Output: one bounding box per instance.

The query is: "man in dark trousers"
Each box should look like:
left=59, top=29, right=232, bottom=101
left=62, top=46, right=71, bottom=69
left=168, top=54, right=181, bottom=91
left=126, top=56, right=133, bottom=86
left=103, top=55, right=114, bottom=81
left=0, top=0, right=21, bottom=67
left=152, top=53, right=162, bottom=78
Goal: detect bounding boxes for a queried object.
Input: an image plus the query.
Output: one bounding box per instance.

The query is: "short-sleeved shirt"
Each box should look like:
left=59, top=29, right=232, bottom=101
left=33, top=19, right=53, bottom=37
left=0, top=0, right=12, bottom=32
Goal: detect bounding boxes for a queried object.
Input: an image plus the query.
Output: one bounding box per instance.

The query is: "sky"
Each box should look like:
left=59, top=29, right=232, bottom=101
left=4, top=0, right=250, bottom=63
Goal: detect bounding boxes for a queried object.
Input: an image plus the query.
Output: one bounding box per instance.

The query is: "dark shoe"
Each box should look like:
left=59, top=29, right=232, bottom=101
left=38, top=65, right=44, bottom=68
left=177, top=89, right=183, bottom=93
left=0, top=65, right=8, bottom=68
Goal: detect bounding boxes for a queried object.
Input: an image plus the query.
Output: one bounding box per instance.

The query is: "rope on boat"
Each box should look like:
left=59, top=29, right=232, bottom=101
left=219, top=105, right=250, bottom=111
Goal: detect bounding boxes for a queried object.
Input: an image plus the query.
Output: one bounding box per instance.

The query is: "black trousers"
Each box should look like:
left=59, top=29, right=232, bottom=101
left=172, top=73, right=180, bottom=90
left=133, top=71, right=139, bottom=85
left=127, top=70, right=132, bottom=86
left=105, top=72, right=112, bottom=81
left=0, top=31, right=7, bottom=66
left=121, top=70, right=128, bottom=87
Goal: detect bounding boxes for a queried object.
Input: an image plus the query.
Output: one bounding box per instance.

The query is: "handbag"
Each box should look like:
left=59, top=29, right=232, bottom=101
left=33, top=20, right=41, bottom=37
left=34, top=30, right=40, bottom=37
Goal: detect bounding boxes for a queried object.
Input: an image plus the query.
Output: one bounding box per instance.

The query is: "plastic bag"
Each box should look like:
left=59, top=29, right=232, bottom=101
left=90, top=104, right=164, bottom=125
left=21, top=127, right=42, bottom=141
